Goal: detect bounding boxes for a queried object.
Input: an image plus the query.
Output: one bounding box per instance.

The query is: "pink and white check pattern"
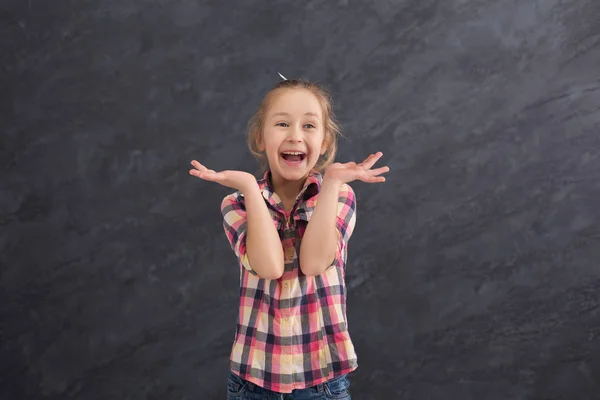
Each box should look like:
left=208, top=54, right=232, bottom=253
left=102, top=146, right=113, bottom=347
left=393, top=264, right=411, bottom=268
left=220, top=169, right=358, bottom=394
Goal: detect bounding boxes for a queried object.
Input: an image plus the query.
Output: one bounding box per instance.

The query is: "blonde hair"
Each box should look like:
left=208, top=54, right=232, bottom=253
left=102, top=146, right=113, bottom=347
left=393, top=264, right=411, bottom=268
left=246, top=78, right=343, bottom=173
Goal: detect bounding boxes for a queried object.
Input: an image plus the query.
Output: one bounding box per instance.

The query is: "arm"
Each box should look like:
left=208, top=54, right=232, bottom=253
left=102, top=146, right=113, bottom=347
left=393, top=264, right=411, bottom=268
left=221, top=184, right=284, bottom=280
left=244, top=185, right=285, bottom=279
left=299, top=178, right=356, bottom=276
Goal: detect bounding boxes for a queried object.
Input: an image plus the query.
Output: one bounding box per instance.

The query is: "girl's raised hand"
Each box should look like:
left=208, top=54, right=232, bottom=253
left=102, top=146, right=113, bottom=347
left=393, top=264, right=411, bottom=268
left=189, top=160, right=258, bottom=192
left=324, top=152, right=389, bottom=184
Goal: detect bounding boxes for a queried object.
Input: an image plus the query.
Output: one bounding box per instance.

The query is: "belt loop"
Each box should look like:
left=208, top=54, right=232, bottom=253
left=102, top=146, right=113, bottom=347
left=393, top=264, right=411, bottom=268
left=315, top=381, right=325, bottom=393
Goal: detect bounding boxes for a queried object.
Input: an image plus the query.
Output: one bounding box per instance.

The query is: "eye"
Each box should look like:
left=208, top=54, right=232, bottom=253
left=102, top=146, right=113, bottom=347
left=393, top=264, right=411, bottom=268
left=276, top=122, right=289, bottom=127
left=304, top=123, right=316, bottom=129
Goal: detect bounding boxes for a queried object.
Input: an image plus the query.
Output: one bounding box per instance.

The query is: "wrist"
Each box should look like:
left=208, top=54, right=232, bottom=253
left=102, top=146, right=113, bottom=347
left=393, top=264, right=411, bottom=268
left=321, top=175, right=345, bottom=190
left=239, top=180, right=260, bottom=196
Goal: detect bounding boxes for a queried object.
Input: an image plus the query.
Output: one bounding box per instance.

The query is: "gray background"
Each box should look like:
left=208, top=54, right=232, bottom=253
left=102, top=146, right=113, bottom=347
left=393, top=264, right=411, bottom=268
left=2, top=0, right=600, bottom=399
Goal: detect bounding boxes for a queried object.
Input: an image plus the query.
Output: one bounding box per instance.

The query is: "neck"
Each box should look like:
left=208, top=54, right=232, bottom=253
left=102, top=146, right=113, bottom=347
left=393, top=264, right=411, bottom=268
left=270, top=172, right=308, bottom=209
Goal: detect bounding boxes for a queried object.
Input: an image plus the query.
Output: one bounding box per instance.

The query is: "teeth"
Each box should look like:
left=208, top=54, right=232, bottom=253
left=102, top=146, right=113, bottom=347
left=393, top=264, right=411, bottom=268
left=282, top=151, right=304, bottom=155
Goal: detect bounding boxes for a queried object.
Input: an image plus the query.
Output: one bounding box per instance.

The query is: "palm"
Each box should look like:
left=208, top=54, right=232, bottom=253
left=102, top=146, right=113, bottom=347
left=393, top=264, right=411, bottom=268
left=325, top=152, right=389, bottom=184
left=189, top=160, right=257, bottom=192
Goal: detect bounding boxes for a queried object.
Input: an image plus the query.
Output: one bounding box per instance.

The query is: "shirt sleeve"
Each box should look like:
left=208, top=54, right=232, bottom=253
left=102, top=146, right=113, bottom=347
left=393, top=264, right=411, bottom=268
left=334, top=183, right=357, bottom=265
left=220, top=192, right=257, bottom=275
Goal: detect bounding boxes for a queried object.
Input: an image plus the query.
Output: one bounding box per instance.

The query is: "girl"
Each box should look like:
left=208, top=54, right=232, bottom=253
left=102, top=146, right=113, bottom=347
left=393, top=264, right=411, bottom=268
left=189, top=78, right=388, bottom=399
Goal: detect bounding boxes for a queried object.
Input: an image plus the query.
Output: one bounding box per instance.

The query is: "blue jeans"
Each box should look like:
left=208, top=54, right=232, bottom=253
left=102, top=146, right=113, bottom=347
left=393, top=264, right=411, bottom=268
left=226, top=372, right=351, bottom=399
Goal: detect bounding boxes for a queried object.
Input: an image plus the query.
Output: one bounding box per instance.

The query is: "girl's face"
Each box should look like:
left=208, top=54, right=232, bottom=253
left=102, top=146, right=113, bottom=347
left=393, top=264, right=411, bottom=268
left=259, top=88, right=328, bottom=183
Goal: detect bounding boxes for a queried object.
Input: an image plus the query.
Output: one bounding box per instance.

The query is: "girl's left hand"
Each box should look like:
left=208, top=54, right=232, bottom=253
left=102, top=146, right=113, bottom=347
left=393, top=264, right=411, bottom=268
left=324, top=152, right=390, bottom=184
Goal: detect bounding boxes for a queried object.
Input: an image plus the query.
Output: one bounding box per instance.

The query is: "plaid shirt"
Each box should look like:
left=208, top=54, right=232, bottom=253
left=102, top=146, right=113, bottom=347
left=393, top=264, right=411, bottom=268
left=220, top=169, right=358, bottom=394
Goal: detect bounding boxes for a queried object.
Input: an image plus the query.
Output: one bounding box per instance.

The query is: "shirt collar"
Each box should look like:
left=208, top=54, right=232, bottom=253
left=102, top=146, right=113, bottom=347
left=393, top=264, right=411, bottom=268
left=257, top=169, right=322, bottom=214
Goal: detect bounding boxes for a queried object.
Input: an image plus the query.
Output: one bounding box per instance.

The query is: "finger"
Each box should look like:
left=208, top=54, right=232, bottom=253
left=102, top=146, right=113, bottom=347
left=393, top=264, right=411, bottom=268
left=360, top=175, right=386, bottom=183
left=195, top=165, right=212, bottom=173
left=190, top=160, right=216, bottom=173
left=360, top=152, right=383, bottom=169
left=190, top=160, right=207, bottom=171
left=191, top=161, right=219, bottom=175
left=189, top=169, right=221, bottom=181
left=368, top=166, right=390, bottom=176
left=189, top=169, right=208, bottom=178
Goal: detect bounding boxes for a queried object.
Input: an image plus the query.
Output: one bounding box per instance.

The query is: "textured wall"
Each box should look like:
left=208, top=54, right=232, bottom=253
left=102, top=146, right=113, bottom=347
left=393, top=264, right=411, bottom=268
left=2, top=0, right=600, bottom=399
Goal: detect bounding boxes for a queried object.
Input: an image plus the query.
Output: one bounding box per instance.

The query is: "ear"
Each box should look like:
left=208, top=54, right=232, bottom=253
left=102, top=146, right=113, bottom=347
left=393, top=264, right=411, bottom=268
left=256, top=131, right=265, bottom=152
left=320, top=134, right=330, bottom=155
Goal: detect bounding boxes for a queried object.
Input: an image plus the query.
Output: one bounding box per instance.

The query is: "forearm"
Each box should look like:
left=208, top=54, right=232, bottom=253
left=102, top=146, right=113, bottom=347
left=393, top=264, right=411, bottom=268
left=242, top=184, right=285, bottom=280
left=299, top=178, right=343, bottom=276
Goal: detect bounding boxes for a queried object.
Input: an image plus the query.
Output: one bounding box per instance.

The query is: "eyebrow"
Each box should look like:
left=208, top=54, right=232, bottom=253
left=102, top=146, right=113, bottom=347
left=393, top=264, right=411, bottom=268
left=270, top=112, right=321, bottom=119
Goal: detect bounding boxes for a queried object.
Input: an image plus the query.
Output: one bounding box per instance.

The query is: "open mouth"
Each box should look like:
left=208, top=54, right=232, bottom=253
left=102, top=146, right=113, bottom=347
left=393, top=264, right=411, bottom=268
left=280, top=151, right=306, bottom=165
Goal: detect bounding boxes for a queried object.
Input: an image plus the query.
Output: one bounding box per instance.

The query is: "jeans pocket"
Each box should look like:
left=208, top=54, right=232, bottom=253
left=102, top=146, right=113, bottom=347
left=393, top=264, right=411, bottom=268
left=324, top=374, right=350, bottom=399
left=227, top=372, right=248, bottom=398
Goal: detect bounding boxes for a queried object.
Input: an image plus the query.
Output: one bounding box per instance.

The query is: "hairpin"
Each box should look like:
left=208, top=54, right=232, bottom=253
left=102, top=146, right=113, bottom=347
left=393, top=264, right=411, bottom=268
left=278, top=72, right=287, bottom=80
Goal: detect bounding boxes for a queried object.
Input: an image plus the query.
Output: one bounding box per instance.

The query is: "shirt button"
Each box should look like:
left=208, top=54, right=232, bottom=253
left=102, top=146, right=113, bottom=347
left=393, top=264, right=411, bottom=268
left=283, top=282, right=288, bottom=288
left=284, top=316, right=289, bottom=321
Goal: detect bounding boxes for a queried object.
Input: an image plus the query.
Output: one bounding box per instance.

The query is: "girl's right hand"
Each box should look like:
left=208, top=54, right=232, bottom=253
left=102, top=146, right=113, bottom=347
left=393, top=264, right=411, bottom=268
left=189, top=160, right=258, bottom=193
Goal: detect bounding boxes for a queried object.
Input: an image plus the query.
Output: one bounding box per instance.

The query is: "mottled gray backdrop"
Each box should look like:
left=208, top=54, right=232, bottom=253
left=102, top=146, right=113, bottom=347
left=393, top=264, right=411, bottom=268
left=2, top=0, right=600, bottom=399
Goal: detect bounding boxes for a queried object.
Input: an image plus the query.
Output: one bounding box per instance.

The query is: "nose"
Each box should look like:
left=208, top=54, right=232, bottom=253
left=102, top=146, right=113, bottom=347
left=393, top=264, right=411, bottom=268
left=287, top=124, right=303, bottom=142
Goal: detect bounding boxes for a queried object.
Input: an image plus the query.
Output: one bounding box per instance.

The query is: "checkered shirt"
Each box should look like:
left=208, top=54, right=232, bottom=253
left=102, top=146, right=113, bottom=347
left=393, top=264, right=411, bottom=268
left=220, top=169, right=358, bottom=394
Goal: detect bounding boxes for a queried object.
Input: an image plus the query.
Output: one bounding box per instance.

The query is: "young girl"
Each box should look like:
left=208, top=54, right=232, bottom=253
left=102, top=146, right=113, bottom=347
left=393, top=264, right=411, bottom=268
left=189, top=78, right=388, bottom=399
